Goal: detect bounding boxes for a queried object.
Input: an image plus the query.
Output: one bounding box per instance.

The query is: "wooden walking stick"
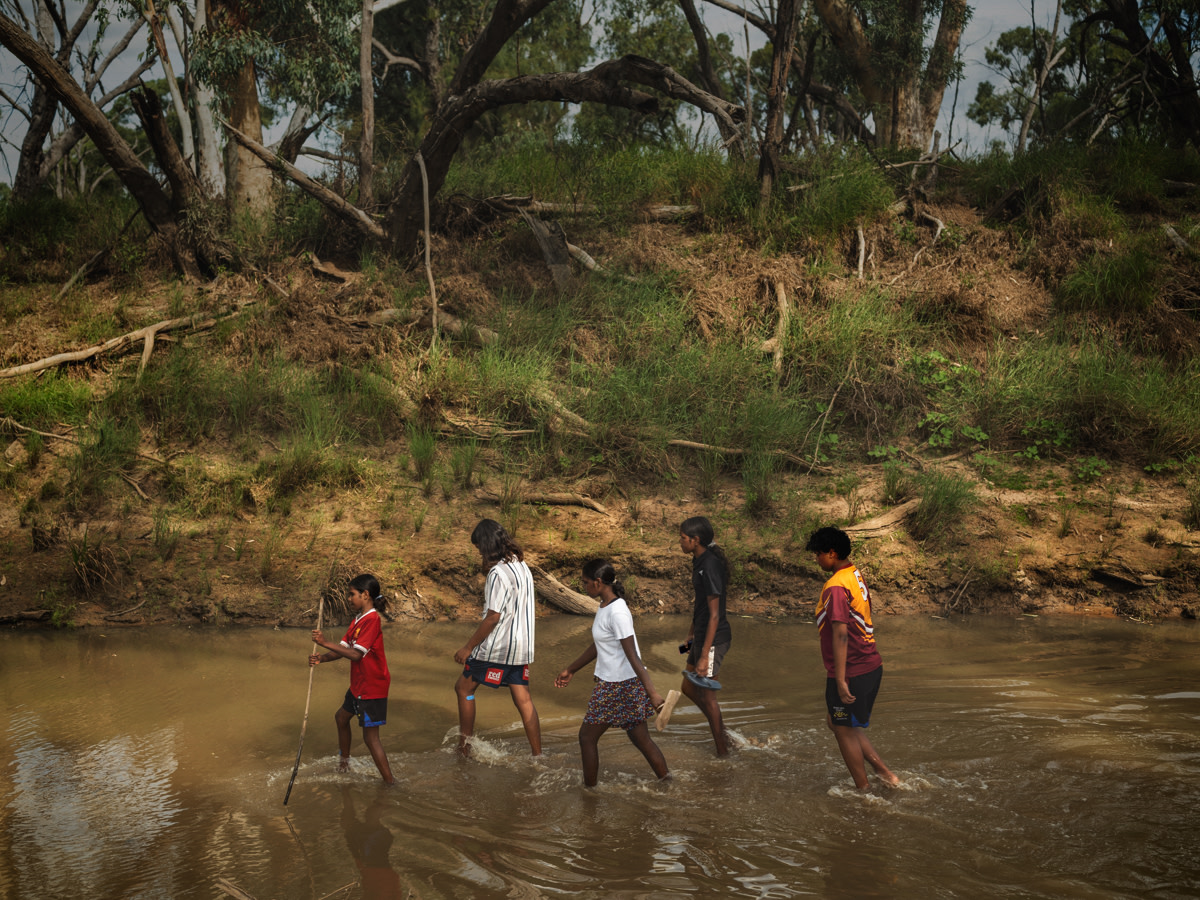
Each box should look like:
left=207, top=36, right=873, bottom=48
left=284, top=597, right=324, bottom=805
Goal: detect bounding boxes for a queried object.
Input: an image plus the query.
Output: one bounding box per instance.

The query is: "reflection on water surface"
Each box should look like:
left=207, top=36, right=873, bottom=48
left=1, top=615, right=1197, bottom=898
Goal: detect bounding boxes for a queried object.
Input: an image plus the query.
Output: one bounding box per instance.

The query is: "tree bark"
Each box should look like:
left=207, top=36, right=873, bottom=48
left=190, top=0, right=225, bottom=196
left=678, top=0, right=742, bottom=153
left=0, top=11, right=200, bottom=276
left=758, top=0, right=801, bottom=204
left=359, top=0, right=376, bottom=208
left=225, top=57, right=272, bottom=220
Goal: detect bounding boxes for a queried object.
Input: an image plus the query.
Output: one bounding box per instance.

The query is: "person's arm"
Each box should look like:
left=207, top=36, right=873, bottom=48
left=310, top=629, right=364, bottom=666
left=831, top=621, right=856, bottom=703
left=454, top=610, right=501, bottom=665
left=554, top=643, right=598, bottom=688
left=618, top=635, right=664, bottom=709
left=694, top=594, right=720, bottom=675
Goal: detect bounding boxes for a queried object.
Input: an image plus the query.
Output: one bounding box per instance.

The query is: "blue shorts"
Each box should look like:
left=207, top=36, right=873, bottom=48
left=342, top=690, right=388, bottom=728
left=826, top=665, right=883, bottom=728
left=463, top=659, right=530, bottom=689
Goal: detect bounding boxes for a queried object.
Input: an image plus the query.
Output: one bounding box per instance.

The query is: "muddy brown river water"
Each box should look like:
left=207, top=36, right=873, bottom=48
left=1, top=614, right=1197, bottom=899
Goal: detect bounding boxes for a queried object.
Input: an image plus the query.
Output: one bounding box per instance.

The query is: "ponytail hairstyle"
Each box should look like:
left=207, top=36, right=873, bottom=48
left=470, top=518, right=524, bottom=570
left=582, top=558, right=627, bottom=600
left=680, top=515, right=729, bottom=580
left=349, top=573, right=389, bottom=614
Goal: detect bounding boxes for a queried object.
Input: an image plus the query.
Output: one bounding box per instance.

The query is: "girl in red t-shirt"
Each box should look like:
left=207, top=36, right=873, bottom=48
left=310, top=574, right=395, bottom=784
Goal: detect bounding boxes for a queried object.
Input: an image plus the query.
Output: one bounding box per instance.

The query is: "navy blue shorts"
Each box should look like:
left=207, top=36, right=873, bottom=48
left=463, top=660, right=530, bottom=689
left=342, top=690, right=388, bottom=728
left=826, top=665, right=883, bottom=728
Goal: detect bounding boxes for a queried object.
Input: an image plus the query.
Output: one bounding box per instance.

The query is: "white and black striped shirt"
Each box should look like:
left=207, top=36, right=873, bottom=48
left=473, top=558, right=536, bottom=665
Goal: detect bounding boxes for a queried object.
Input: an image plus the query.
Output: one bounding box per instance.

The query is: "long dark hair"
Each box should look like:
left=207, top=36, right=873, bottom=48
left=349, top=573, right=389, bottom=614
left=582, top=558, right=627, bottom=600
left=680, top=515, right=729, bottom=580
left=471, top=518, right=524, bottom=569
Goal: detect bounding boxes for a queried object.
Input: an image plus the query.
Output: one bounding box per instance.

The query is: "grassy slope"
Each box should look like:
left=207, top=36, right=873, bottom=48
left=1, top=142, right=1199, bottom=627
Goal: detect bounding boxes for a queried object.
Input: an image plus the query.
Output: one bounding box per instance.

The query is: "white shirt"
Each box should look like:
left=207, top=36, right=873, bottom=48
left=472, top=559, right=536, bottom=665
left=591, top=598, right=641, bottom=682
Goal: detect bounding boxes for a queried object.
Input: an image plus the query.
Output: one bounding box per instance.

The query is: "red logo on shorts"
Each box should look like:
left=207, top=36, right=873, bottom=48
left=522, top=666, right=530, bottom=681
left=485, top=668, right=503, bottom=684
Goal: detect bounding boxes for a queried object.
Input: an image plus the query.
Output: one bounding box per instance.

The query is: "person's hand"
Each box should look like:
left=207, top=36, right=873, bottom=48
left=309, top=653, right=321, bottom=667
left=554, top=669, right=573, bottom=688
left=837, top=680, right=856, bottom=704
left=311, top=629, right=325, bottom=646
left=648, top=689, right=665, bottom=710
left=453, top=646, right=472, bottom=665
left=696, top=646, right=712, bottom=677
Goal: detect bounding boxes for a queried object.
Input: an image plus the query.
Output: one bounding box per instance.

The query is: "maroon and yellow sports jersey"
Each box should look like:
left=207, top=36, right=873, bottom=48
left=341, top=608, right=391, bottom=699
left=816, top=564, right=882, bottom=678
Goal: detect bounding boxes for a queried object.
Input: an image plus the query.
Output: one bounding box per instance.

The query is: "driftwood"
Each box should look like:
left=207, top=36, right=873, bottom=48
left=477, top=488, right=608, bottom=515
left=529, top=564, right=600, bottom=615
left=844, top=498, right=921, bottom=537
left=1163, top=225, right=1194, bottom=255
left=758, top=279, right=791, bottom=374
left=0, top=306, right=253, bottom=380
left=520, top=209, right=573, bottom=290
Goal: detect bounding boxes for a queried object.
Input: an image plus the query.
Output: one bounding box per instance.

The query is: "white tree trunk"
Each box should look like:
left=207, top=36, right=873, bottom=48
left=186, top=0, right=223, bottom=196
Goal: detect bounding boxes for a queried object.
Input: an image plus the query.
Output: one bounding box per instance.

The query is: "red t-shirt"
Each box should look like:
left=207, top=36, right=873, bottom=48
left=341, top=608, right=390, bottom=699
left=816, top=563, right=882, bottom=679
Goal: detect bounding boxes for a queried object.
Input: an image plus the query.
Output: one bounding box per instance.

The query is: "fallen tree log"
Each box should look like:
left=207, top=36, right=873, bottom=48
left=477, top=488, right=609, bottom=515
left=844, top=498, right=920, bottom=537
left=530, top=564, right=600, bottom=615
left=0, top=305, right=254, bottom=380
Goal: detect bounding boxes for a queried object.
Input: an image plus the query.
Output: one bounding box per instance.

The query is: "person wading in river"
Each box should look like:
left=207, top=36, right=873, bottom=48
left=453, top=518, right=542, bottom=757
left=672, top=515, right=731, bottom=756
left=555, top=558, right=670, bottom=786
left=806, top=526, right=900, bottom=791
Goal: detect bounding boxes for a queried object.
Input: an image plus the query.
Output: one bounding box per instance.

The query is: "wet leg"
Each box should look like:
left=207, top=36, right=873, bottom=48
left=508, top=685, right=542, bottom=756
left=455, top=674, right=479, bottom=756
left=828, top=714, right=869, bottom=789
left=335, top=707, right=354, bottom=770
left=680, top=677, right=728, bottom=756
left=578, top=722, right=608, bottom=787
left=856, top=731, right=899, bottom=786
left=362, top=725, right=396, bottom=784
left=626, top=722, right=670, bottom=780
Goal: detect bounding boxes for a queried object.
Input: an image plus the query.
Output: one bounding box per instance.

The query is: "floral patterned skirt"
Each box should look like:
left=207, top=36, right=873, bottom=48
left=583, top=677, right=657, bottom=730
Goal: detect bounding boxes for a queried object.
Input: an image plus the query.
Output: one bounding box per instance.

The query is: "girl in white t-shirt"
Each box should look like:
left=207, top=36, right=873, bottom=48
left=554, top=559, right=670, bottom=786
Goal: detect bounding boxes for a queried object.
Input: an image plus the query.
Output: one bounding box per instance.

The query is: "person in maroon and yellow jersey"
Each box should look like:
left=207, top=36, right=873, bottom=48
left=806, top=527, right=900, bottom=791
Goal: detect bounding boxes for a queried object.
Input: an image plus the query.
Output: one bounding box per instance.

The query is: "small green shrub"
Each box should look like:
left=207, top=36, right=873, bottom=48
left=909, top=472, right=977, bottom=543
left=408, top=424, right=437, bottom=481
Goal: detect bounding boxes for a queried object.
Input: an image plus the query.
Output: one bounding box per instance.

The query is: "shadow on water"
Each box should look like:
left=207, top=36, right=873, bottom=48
left=0, top=616, right=1198, bottom=898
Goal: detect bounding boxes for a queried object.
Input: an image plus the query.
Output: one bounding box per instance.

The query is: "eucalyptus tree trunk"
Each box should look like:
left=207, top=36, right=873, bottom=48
left=359, top=0, right=376, bottom=208
left=811, top=0, right=968, bottom=151
left=758, top=0, right=801, bottom=203
left=180, top=0, right=224, bottom=195
left=225, top=57, right=273, bottom=219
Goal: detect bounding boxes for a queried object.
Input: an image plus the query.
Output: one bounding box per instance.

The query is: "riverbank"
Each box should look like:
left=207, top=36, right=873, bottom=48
left=3, top=153, right=1199, bottom=627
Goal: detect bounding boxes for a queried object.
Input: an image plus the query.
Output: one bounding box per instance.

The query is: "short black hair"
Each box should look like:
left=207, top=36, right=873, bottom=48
left=805, top=526, right=851, bottom=560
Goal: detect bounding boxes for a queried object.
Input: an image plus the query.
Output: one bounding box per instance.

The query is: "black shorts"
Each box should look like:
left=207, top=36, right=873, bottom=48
left=826, top=665, right=883, bottom=728
left=463, top=659, right=531, bottom=689
left=342, top=690, right=388, bottom=728
left=686, top=640, right=730, bottom=678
